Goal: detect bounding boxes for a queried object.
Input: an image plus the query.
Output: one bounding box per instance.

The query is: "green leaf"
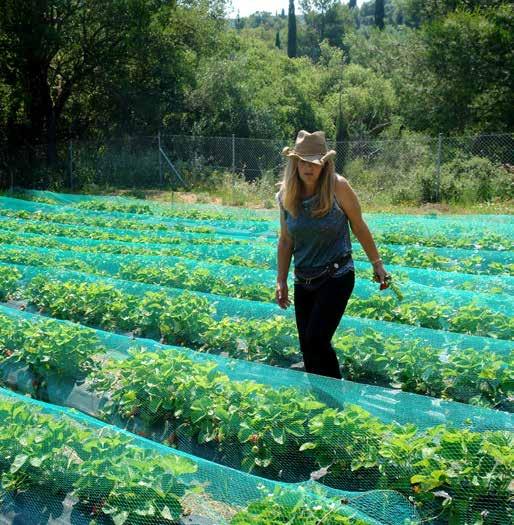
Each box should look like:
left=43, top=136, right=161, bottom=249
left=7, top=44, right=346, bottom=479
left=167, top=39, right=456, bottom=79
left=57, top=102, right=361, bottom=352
left=29, top=456, right=46, bottom=468
left=299, top=442, right=317, bottom=451
left=271, top=427, right=284, bottom=445
left=113, top=511, right=129, bottom=525
left=10, top=454, right=28, bottom=473
left=161, top=505, right=174, bottom=521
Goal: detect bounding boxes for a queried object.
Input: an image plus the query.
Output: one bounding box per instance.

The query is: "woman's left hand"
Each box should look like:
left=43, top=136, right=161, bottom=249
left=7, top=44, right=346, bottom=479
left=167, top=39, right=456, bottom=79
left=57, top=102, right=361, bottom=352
left=373, top=262, right=390, bottom=288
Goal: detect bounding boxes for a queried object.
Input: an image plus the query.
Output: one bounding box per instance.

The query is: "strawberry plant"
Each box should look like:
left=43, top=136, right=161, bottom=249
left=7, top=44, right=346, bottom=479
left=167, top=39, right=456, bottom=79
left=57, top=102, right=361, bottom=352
left=26, top=276, right=139, bottom=331
left=8, top=273, right=511, bottom=409
left=13, top=318, right=105, bottom=378
left=231, top=487, right=370, bottom=524
left=448, top=303, right=514, bottom=339
left=0, top=264, right=21, bottom=301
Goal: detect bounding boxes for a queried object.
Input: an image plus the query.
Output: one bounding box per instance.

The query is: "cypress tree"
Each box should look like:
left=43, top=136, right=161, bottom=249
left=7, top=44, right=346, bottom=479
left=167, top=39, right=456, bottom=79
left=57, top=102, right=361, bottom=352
left=235, top=11, right=243, bottom=30
left=349, top=0, right=357, bottom=8
left=375, top=0, right=385, bottom=29
left=275, top=31, right=281, bottom=49
left=287, top=0, right=297, bottom=58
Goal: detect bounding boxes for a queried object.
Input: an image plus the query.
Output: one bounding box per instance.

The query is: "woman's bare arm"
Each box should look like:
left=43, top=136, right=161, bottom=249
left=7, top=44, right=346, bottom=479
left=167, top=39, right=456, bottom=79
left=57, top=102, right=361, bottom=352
left=277, top=205, right=294, bottom=284
left=334, top=176, right=381, bottom=263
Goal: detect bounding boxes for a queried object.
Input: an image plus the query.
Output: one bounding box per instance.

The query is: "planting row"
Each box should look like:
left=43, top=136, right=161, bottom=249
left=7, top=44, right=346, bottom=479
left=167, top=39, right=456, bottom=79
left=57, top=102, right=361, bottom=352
left=3, top=232, right=512, bottom=298
left=69, top=198, right=514, bottom=251
left=74, top=197, right=272, bottom=222
left=0, top=392, right=376, bottom=525
left=1, top=267, right=511, bottom=410
left=0, top=247, right=510, bottom=339
left=1, top=216, right=511, bottom=277
left=0, top=207, right=218, bottom=235
left=4, top=198, right=513, bottom=252
left=0, top=313, right=511, bottom=524
left=0, top=216, right=256, bottom=247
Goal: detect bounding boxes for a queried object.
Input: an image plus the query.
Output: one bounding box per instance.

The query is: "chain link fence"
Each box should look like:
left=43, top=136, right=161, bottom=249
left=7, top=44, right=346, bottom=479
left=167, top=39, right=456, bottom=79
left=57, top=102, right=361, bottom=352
left=1, top=132, right=513, bottom=203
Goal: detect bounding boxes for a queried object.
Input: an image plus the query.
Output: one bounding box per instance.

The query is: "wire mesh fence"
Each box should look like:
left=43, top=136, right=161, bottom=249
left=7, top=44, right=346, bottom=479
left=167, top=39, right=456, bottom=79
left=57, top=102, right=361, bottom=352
left=1, top=132, right=513, bottom=202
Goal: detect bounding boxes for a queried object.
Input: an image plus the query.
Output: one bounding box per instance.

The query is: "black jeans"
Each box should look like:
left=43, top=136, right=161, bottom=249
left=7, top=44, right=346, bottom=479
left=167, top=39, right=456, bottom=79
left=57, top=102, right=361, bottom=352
left=293, top=269, right=355, bottom=379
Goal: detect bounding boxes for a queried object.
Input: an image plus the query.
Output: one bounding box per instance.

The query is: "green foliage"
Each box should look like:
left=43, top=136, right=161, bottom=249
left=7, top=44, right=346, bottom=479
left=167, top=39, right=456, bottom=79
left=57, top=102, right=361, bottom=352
left=5, top=270, right=511, bottom=408
left=231, top=488, right=367, bottom=524
left=323, top=63, right=398, bottom=138
left=419, top=156, right=514, bottom=204
left=414, top=5, right=514, bottom=133
left=0, top=396, right=196, bottom=523
left=0, top=265, right=21, bottom=301
left=0, top=314, right=106, bottom=379
left=288, top=0, right=298, bottom=57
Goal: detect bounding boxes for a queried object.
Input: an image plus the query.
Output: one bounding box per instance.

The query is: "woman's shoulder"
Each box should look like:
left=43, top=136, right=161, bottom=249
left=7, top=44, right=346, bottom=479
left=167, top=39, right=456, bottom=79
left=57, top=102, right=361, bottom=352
left=333, top=174, right=352, bottom=211
left=334, top=173, right=350, bottom=187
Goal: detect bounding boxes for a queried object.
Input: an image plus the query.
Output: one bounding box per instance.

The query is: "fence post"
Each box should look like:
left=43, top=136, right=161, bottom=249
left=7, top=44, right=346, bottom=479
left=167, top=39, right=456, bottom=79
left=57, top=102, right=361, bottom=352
left=435, top=133, right=443, bottom=202
left=68, top=140, right=73, bottom=190
left=232, top=134, right=236, bottom=173
left=158, top=131, right=163, bottom=186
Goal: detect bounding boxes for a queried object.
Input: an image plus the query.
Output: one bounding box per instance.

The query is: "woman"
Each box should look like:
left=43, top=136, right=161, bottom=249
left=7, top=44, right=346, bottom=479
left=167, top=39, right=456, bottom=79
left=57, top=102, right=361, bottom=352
left=275, top=130, right=390, bottom=379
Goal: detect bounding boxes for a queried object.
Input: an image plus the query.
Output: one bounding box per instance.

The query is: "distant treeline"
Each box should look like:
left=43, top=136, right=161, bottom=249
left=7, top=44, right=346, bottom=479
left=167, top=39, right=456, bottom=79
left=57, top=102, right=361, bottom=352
left=0, top=0, right=512, bottom=174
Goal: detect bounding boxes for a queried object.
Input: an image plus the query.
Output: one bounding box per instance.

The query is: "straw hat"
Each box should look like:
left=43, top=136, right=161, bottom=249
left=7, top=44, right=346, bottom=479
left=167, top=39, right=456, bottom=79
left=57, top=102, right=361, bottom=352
left=282, top=130, right=336, bottom=166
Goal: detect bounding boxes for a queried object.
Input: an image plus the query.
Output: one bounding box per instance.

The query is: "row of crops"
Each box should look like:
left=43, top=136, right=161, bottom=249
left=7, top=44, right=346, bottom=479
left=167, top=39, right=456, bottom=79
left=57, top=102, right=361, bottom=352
left=0, top=190, right=512, bottom=525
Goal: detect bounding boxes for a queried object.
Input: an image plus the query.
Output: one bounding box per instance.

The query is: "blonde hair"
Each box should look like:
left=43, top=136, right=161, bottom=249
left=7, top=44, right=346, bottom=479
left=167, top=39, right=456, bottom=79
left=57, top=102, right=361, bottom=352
left=276, top=156, right=336, bottom=218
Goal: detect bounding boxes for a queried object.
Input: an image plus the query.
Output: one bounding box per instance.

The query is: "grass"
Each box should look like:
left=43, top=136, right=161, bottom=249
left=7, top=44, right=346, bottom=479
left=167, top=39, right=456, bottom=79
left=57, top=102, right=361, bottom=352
left=112, top=185, right=514, bottom=216
left=3, top=167, right=513, bottom=215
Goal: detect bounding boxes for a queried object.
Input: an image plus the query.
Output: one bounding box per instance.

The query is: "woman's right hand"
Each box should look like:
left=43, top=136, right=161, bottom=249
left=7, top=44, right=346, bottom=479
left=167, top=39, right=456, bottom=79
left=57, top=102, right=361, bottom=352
left=275, top=280, right=291, bottom=309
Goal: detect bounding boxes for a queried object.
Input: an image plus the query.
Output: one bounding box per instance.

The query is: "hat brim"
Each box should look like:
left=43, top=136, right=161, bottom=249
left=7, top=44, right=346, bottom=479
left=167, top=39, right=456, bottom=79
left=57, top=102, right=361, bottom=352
left=282, top=147, right=336, bottom=165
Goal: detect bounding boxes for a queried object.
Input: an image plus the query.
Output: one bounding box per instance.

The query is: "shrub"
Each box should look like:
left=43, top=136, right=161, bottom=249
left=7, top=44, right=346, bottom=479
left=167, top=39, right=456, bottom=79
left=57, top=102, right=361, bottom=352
left=419, top=155, right=513, bottom=204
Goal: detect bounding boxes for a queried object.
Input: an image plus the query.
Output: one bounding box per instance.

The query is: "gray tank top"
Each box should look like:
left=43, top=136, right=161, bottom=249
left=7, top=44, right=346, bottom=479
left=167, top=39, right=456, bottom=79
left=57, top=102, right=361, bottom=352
left=278, top=192, right=354, bottom=277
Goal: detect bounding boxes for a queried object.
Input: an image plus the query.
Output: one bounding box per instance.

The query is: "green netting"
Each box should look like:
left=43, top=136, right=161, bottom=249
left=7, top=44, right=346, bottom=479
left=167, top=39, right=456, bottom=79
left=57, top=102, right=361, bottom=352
left=0, top=388, right=413, bottom=525
left=0, top=212, right=512, bottom=278
left=0, top=195, right=271, bottom=238
left=12, top=189, right=514, bottom=235
left=1, top=194, right=513, bottom=252
left=0, top=242, right=512, bottom=342
left=0, top=192, right=513, bottom=525
left=2, top=191, right=277, bottom=224
left=1, top=236, right=513, bottom=296
left=1, top=261, right=512, bottom=413
left=0, top=306, right=512, bottom=524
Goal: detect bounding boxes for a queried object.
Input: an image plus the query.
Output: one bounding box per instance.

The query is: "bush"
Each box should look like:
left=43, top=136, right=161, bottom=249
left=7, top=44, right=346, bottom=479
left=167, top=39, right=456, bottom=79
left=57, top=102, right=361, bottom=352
left=190, top=168, right=279, bottom=208
left=419, top=155, right=513, bottom=204
left=345, top=157, right=425, bottom=206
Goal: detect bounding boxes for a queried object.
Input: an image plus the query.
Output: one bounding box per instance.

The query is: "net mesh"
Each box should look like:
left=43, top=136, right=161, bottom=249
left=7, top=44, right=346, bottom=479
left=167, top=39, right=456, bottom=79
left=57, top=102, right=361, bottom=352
left=0, top=306, right=512, bottom=524
left=0, top=388, right=413, bottom=525
left=0, top=191, right=512, bottom=525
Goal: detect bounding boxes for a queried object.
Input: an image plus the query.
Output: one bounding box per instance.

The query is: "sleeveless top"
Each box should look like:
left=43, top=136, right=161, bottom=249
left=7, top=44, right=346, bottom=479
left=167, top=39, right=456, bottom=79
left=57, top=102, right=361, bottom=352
left=277, top=192, right=354, bottom=278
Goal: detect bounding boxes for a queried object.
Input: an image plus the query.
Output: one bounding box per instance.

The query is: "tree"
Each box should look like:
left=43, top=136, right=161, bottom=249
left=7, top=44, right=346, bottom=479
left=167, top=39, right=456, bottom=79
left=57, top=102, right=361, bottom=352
left=397, top=0, right=504, bottom=27
left=275, top=31, right=282, bottom=49
left=0, top=0, right=147, bottom=163
left=349, top=0, right=357, bottom=7
left=288, top=0, right=298, bottom=58
left=300, top=0, right=339, bottom=42
left=375, top=0, right=385, bottom=29
left=413, top=5, right=514, bottom=133
left=322, top=63, right=398, bottom=138
left=184, top=38, right=326, bottom=139
left=235, top=11, right=244, bottom=30
left=281, top=8, right=286, bottom=17
left=0, top=0, right=231, bottom=175
left=299, top=0, right=352, bottom=60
